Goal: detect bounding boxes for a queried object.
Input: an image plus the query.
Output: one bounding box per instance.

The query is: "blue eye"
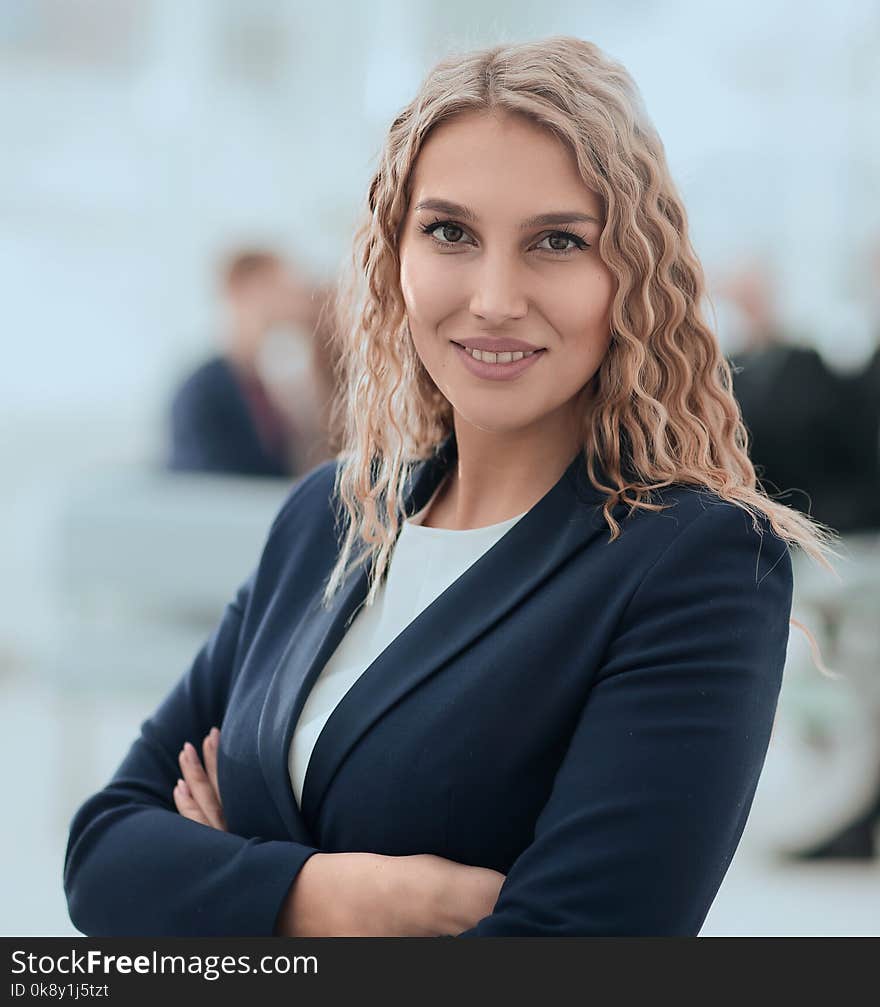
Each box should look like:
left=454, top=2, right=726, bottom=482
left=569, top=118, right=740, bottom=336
left=417, top=217, right=590, bottom=256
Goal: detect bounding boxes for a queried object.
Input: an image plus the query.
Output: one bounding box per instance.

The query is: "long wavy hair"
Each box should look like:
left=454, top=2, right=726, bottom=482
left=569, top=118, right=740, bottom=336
left=318, top=35, right=842, bottom=673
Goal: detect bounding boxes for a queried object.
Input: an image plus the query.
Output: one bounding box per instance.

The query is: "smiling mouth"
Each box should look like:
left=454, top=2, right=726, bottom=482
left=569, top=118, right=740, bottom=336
left=451, top=341, right=545, bottom=364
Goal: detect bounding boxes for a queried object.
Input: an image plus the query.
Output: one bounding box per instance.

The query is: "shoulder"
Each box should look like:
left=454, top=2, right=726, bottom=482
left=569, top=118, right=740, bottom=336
left=267, top=458, right=341, bottom=537
left=595, top=486, right=795, bottom=689
left=171, top=356, right=236, bottom=410
left=237, top=459, right=341, bottom=615
left=183, top=355, right=232, bottom=387
left=620, top=485, right=793, bottom=600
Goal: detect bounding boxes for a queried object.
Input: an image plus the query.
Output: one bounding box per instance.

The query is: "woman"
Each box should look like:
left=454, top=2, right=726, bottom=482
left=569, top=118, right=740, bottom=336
left=64, top=36, right=839, bottom=937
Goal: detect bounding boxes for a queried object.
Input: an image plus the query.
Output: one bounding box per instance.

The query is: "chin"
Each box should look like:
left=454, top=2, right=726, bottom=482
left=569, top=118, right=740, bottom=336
left=449, top=401, right=548, bottom=436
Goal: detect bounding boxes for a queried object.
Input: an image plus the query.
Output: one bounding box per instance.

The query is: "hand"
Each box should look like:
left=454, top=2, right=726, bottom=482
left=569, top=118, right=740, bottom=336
left=423, top=855, right=507, bottom=935
left=380, top=853, right=506, bottom=936
left=276, top=851, right=506, bottom=937
left=172, top=727, right=227, bottom=832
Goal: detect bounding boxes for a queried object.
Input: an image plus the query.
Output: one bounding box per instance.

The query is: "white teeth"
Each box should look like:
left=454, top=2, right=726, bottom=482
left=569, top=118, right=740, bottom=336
left=463, top=346, right=536, bottom=363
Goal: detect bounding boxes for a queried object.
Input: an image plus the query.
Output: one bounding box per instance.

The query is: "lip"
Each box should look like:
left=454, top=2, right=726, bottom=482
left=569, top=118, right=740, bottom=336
left=452, top=341, right=546, bottom=381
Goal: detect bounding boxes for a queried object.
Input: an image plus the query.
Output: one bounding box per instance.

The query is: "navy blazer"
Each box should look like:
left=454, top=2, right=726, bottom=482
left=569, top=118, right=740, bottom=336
left=64, top=431, right=793, bottom=936
left=167, top=355, right=292, bottom=478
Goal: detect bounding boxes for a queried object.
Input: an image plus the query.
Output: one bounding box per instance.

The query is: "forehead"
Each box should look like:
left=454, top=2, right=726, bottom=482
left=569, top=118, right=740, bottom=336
left=407, top=110, right=602, bottom=219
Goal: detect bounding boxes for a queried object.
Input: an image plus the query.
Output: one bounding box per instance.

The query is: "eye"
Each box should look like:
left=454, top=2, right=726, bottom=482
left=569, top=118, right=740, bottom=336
left=418, top=218, right=472, bottom=247
left=534, top=231, right=590, bottom=255
left=418, top=217, right=590, bottom=256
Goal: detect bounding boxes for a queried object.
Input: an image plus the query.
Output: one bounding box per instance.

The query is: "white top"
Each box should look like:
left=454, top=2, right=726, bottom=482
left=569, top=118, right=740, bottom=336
left=287, top=480, right=529, bottom=808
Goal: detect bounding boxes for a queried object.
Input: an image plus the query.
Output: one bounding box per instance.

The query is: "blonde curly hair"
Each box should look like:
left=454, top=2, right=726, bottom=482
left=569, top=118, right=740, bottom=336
left=318, top=34, right=841, bottom=673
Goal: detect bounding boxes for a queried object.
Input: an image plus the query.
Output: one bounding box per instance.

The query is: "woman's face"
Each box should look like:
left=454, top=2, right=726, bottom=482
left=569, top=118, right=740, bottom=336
left=398, top=109, right=615, bottom=439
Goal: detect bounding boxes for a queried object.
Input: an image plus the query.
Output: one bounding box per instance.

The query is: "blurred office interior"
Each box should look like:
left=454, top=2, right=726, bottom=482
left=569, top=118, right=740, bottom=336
left=1, top=0, right=878, bottom=935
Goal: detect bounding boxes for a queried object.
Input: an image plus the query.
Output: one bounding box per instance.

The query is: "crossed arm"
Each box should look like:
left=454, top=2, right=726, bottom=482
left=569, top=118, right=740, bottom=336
left=172, top=728, right=504, bottom=937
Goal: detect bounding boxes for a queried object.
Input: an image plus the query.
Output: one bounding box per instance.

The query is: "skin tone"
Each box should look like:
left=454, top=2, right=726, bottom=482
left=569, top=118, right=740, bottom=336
left=173, top=729, right=226, bottom=830
left=398, top=108, right=615, bottom=529
left=173, top=110, right=615, bottom=932
left=224, top=263, right=289, bottom=376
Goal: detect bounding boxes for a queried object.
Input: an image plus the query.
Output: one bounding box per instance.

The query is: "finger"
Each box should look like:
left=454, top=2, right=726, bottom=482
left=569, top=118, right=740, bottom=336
left=201, top=729, right=227, bottom=829
left=179, top=743, right=225, bottom=831
left=172, top=778, right=210, bottom=827
left=179, top=742, right=223, bottom=829
left=173, top=778, right=206, bottom=823
left=202, top=729, right=221, bottom=799
left=179, top=745, right=223, bottom=831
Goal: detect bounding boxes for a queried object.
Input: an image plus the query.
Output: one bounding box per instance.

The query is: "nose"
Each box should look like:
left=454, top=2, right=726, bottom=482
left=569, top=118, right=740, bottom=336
left=468, top=253, right=528, bottom=325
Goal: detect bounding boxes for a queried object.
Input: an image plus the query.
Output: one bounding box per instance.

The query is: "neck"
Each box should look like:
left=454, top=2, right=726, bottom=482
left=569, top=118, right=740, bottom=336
left=421, top=406, right=583, bottom=531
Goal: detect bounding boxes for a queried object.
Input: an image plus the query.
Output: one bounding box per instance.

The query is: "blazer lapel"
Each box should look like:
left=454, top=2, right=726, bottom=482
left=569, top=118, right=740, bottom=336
left=256, top=435, right=458, bottom=838
left=292, top=432, right=616, bottom=829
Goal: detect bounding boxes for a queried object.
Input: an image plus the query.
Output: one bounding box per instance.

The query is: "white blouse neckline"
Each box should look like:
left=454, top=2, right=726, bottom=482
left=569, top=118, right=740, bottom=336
left=403, top=509, right=528, bottom=536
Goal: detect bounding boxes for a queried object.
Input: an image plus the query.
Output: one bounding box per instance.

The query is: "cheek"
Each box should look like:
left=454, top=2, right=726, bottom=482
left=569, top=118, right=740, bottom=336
left=544, top=266, right=615, bottom=380
left=400, top=247, right=460, bottom=323
left=546, top=265, right=614, bottom=344
left=578, top=265, right=615, bottom=324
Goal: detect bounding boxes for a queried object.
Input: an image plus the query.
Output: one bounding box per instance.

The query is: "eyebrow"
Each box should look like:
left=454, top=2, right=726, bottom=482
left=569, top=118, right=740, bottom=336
left=413, top=198, right=602, bottom=228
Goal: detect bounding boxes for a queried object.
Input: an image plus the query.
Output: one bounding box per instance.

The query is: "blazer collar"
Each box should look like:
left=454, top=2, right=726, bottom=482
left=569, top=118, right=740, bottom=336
left=257, top=430, right=614, bottom=839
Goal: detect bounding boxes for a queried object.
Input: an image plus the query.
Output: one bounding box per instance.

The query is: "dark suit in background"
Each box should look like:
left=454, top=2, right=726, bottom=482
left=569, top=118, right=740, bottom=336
left=167, top=355, right=295, bottom=478
left=730, top=343, right=880, bottom=533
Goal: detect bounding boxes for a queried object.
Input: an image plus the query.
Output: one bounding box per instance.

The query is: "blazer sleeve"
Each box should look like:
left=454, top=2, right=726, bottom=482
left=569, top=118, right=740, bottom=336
left=456, top=500, right=794, bottom=937
left=63, top=470, right=328, bottom=937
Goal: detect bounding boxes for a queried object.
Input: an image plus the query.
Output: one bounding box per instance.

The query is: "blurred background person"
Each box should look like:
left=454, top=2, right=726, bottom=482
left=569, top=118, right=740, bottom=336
left=718, top=261, right=880, bottom=535
left=166, top=249, right=338, bottom=479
